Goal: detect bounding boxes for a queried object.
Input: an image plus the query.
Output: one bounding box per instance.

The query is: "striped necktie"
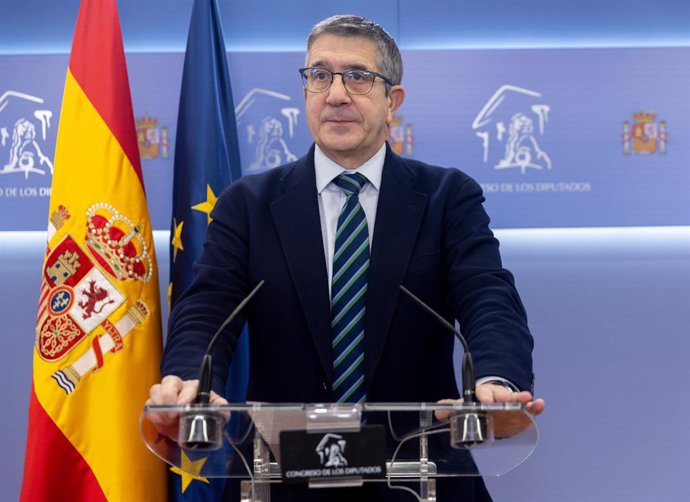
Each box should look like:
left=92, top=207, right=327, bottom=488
left=331, top=172, right=369, bottom=403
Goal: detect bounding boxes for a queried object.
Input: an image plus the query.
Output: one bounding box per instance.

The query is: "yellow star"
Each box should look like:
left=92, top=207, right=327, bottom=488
left=171, top=218, right=184, bottom=262
left=170, top=450, right=210, bottom=493
left=192, top=184, right=218, bottom=225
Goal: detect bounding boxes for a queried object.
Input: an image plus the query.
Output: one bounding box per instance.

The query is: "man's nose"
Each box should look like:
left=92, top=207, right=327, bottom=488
left=325, top=74, right=351, bottom=104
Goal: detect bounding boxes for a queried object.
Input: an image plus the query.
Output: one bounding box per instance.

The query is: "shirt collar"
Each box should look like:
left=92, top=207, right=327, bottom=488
left=314, top=143, right=385, bottom=194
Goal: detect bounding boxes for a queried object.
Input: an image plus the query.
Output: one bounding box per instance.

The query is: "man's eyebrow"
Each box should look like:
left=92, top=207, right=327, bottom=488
left=308, top=61, right=371, bottom=72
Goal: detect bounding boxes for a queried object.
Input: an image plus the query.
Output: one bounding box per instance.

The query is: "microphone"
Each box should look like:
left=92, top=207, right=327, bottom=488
left=179, top=280, right=265, bottom=451
left=398, top=285, right=488, bottom=446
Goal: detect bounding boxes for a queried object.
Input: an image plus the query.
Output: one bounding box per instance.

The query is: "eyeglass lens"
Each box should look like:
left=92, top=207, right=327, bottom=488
left=302, top=68, right=375, bottom=95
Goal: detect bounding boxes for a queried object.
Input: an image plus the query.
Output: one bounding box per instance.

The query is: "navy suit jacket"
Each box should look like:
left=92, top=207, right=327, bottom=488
left=162, top=144, right=534, bottom=402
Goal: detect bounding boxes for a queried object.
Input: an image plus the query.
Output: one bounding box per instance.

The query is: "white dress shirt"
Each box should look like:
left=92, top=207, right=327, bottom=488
left=313, top=143, right=517, bottom=391
left=315, top=143, right=385, bottom=290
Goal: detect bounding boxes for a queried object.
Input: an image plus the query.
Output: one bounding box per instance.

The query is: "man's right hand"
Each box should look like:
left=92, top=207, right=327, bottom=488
left=146, top=375, right=229, bottom=439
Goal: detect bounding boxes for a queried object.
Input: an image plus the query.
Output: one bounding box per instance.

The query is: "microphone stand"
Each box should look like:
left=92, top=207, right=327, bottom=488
left=399, top=285, right=488, bottom=446
left=179, top=280, right=265, bottom=450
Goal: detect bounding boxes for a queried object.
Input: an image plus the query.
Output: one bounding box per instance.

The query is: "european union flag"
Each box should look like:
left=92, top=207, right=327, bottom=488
left=169, top=0, right=246, bottom=499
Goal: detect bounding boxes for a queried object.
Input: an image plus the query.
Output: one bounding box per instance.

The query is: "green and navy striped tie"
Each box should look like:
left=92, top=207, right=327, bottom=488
left=331, top=172, right=369, bottom=403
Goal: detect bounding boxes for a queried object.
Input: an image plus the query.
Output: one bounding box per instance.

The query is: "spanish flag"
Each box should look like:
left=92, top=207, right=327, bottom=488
left=20, top=1, right=166, bottom=501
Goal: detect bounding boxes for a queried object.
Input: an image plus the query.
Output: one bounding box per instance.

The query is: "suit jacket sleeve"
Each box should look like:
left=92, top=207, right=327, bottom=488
left=161, top=182, right=251, bottom=393
left=442, top=171, right=534, bottom=392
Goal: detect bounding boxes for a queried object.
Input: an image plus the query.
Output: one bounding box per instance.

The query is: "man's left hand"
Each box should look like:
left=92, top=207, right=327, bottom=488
left=435, top=383, right=545, bottom=422
left=475, top=383, right=545, bottom=416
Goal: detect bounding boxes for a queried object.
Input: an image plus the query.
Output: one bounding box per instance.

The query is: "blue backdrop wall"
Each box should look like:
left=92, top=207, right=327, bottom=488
left=1, top=1, right=689, bottom=501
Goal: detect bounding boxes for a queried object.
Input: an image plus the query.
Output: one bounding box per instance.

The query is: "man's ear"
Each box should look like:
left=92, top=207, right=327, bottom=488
left=387, top=85, right=406, bottom=124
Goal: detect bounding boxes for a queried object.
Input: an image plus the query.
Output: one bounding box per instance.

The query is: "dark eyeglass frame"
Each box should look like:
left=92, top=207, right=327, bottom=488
left=298, top=67, right=394, bottom=95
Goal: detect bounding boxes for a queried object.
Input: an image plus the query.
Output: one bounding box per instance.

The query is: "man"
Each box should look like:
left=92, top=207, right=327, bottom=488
left=150, top=15, right=544, bottom=501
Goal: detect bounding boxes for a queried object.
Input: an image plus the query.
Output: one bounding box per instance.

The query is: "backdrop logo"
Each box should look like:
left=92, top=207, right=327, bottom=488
left=0, top=90, right=55, bottom=179
left=136, top=116, right=169, bottom=160
left=236, top=88, right=300, bottom=171
left=622, top=111, right=667, bottom=155
left=472, top=85, right=552, bottom=174
left=388, top=113, right=414, bottom=156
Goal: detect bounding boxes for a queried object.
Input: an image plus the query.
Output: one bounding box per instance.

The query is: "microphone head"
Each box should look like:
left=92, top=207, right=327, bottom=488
left=178, top=406, right=225, bottom=451
left=450, top=410, right=491, bottom=448
left=196, top=354, right=213, bottom=405
left=462, top=352, right=477, bottom=403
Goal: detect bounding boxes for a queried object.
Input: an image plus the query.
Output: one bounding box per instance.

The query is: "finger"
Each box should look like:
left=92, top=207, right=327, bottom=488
left=209, top=391, right=229, bottom=405
left=434, top=398, right=463, bottom=421
left=162, top=375, right=186, bottom=402
left=476, top=384, right=519, bottom=403
left=526, top=398, right=546, bottom=416
left=209, top=392, right=231, bottom=422
left=475, top=385, right=497, bottom=403
left=149, top=375, right=183, bottom=404
left=147, top=385, right=161, bottom=404
left=509, top=391, right=535, bottom=405
left=177, top=379, right=200, bottom=404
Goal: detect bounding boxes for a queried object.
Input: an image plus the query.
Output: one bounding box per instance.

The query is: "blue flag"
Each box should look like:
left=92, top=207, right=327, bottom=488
left=169, top=0, right=247, bottom=499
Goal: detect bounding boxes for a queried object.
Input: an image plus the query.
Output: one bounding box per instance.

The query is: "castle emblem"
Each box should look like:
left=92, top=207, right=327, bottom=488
left=44, top=235, right=93, bottom=288
left=623, top=111, right=667, bottom=155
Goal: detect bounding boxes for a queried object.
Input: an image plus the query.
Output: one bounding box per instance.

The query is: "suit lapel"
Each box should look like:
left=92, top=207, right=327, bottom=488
left=270, top=148, right=334, bottom=382
left=365, top=146, right=427, bottom=383
left=270, top=145, right=428, bottom=390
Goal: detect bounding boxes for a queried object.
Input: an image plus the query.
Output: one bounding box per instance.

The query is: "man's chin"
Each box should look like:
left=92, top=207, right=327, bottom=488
left=317, top=136, right=361, bottom=154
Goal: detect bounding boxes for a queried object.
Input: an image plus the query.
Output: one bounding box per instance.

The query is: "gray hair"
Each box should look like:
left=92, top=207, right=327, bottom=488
left=306, top=15, right=403, bottom=86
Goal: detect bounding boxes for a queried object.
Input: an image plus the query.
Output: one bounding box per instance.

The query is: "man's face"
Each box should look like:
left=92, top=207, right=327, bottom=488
left=304, top=34, right=405, bottom=169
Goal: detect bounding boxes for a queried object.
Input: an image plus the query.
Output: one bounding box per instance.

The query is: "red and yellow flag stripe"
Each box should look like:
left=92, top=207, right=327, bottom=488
left=21, top=1, right=166, bottom=501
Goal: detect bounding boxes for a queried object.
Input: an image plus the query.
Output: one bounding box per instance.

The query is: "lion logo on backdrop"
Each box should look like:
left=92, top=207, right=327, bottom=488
left=37, top=203, right=153, bottom=394
left=0, top=90, right=54, bottom=179
left=235, top=88, right=300, bottom=171
left=472, top=85, right=552, bottom=174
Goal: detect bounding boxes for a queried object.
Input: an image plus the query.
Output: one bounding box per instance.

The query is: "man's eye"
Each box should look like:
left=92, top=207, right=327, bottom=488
left=312, top=70, right=330, bottom=81
left=348, top=71, right=367, bottom=82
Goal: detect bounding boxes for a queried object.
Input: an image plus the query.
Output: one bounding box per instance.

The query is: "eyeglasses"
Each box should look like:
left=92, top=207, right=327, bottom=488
left=298, top=67, right=393, bottom=95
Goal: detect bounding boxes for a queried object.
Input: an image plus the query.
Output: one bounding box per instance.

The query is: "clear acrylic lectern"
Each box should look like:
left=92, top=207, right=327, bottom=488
left=141, top=402, right=538, bottom=502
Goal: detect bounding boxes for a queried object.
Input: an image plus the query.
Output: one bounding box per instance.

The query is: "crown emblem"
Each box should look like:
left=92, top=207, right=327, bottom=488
left=49, top=205, right=71, bottom=231
left=633, top=111, right=657, bottom=124
left=84, top=203, right=153, bottom=283
left=136, top=115, right=159, bottom=130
